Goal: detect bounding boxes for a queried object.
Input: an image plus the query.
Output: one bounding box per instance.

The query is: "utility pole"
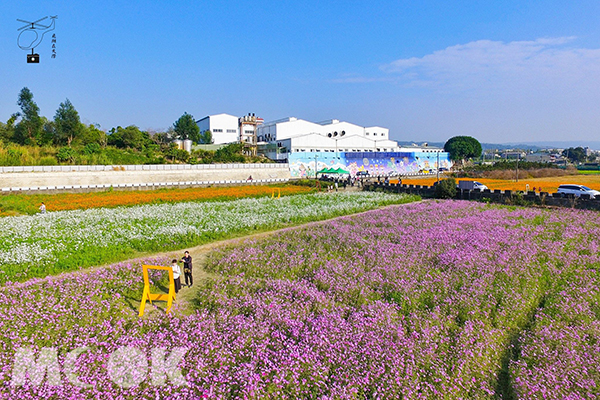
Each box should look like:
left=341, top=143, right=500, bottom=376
left=516, top=153, right=519, bottom=182
left=437, top=150, right=440, bottom=183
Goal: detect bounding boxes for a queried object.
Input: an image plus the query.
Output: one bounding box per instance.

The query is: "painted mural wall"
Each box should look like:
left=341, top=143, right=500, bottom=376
left=288, top=151, right=452, bottom=178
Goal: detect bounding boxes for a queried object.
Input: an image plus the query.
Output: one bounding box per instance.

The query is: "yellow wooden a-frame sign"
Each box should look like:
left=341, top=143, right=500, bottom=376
left=139, top=264, right=176, bottom=317
left=271, top=188, right=281, bottom=199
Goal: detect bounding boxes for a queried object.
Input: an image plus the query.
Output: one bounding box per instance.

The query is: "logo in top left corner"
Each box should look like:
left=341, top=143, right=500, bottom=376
left=17, top=16, right=57, bottom=64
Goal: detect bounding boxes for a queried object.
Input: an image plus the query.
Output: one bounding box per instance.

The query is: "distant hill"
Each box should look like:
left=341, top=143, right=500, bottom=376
left=503, top=141, right=600, bottom=150
left=397, top=140, right=600, bottom=151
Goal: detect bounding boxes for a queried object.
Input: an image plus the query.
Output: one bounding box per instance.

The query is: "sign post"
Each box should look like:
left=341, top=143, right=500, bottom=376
left=139, top=265, right=176, bottom=317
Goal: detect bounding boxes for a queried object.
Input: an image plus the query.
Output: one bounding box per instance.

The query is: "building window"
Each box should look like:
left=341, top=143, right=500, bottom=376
left=366, top=132, right=369, bottom=136
left=373, top=133, right=377, bottom=136
left=244, top=130, right=254, bottom=134
left=226, top=129, right=236, bottom=133
left=213, top=129, right=223, bottom=133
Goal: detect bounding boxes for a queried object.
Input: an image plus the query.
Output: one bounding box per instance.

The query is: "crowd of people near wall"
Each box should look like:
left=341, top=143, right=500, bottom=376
left=319, top=174, right=401, bottom=191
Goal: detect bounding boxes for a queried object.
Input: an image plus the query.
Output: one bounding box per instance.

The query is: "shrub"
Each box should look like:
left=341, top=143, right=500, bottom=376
left=435, top=178, right=457, bottom=199
left=56, top=147, right=75, bottom=162
left=38, top=156, right=58, bottom=166
left=84, top=142, right=101, bottom=155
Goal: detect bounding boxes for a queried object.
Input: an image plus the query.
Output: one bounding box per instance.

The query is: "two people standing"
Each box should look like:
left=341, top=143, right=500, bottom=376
left=170, top=251, right=193, bottom=295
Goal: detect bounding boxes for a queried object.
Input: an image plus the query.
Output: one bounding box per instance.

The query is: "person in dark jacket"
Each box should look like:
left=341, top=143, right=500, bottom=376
left=181, top=251, right=193, bottom=287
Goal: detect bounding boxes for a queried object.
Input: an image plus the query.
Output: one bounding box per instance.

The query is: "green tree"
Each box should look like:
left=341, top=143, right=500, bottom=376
left=14, top=87, right=44, bottom=145
left=107, top=125, right=147, bottom=150
left=199, top=130, right=214, bottom=144
left=444, top=136, right=482, bottom=162
left=173, top=112, right=200, bottom=143
left=54, top=99, right=83, bottom=146
left=78, top=124, right=107, bottom=146
left=41, top=118, right=55, bottom=145
left=0, top=114, right=18, bottom=143
left=562, top=147, right=587, bottom=163
left=214, top=143, right=245, bottom=162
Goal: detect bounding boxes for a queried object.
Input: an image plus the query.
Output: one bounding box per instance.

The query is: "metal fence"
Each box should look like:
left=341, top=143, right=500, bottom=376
left=1, top=178, right=290, bottom=193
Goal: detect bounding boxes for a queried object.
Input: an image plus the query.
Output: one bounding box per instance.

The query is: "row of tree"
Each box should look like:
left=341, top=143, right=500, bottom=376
left=561, top=147, right=590, bottom=163
left=0, top=88, right=214, bottom=150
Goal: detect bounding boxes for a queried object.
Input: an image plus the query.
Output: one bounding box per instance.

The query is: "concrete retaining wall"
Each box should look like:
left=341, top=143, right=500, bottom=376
left=0, top=163, right=291, bottom=194
left=0, top=163, right=287, bottom=173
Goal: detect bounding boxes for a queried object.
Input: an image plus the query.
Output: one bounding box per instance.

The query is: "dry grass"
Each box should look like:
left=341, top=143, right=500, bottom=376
left=483, top=167, right=576, bottom=180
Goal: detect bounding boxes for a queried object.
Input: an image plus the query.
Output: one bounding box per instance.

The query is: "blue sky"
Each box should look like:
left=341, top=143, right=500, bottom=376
left=2, top=1, right=600, bottom=143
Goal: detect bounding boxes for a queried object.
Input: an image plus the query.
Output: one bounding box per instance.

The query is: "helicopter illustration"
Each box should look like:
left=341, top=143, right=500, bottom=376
left=17, top=16, right=57, bottom=62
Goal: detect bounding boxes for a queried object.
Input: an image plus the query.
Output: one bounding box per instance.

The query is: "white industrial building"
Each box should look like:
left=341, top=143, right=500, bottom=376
left=196, top=113, right=240, bottom=145
left=196, top=113, right=264, bottom=146
left=195, top=113, right=445, bottom=162
left=257, top=117, right=404, bottom=160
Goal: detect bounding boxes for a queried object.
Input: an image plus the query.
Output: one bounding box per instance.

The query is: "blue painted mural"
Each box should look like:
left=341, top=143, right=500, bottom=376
left=289, top=151, right=452, bottom=178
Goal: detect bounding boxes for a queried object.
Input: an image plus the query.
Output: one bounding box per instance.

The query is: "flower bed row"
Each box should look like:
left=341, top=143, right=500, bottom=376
left=201, top=201, right=600, bottom=398
left=404, top=175, right=600, bottom=193
left=0, top=192, right=418, bottom=284
left=0, top=184, right=312, bottom=216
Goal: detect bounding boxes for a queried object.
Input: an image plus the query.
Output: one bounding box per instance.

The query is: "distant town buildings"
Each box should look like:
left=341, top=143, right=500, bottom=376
left=524, top=153, right=554, bottom=163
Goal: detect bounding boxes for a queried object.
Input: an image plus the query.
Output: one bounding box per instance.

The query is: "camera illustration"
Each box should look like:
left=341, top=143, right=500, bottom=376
left=17, top=16, right=57, bottom=64
left=27, top=53, right=40, bottom=63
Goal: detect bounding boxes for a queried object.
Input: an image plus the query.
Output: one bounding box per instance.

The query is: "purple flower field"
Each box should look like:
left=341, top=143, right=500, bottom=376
left=1, top=200, right=599, bottom=398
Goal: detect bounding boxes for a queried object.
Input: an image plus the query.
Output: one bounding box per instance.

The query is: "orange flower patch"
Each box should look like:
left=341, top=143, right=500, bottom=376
left=0, top=185, right=313, bottom=216
left=399, top=174, right=600, bottom=193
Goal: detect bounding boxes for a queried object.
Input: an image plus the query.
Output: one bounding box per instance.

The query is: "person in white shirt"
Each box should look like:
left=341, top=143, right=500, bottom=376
left=171, top=259, right=182, bottom=294
left=39, top=202, right=46, bottom=214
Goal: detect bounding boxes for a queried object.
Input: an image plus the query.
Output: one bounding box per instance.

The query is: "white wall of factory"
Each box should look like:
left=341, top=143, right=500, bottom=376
left=258, top=118, right=390, bottom=140
left=196, top=114, right=239, bottom=144
left=257, top=117, right=400, bottom=158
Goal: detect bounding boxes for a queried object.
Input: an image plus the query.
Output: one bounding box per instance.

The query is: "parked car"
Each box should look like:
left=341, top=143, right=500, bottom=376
left=557, top=184, right=600, bottom=199
left=356, top=171, right=369, bottom=177
left=458, top=180, right=488, bottom=191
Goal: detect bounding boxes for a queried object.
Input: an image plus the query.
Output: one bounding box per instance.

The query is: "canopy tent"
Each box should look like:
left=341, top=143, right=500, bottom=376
left=332, top=167, right=350, bottom=174
left=317, top=167, right=335, bottom=174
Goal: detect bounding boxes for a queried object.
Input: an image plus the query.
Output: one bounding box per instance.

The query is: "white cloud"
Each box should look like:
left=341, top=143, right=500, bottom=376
left=381, top=37, right=600, bottom=93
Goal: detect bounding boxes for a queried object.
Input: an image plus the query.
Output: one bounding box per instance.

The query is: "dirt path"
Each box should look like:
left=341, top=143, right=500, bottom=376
left=138, top=201, right=424, bottom=315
